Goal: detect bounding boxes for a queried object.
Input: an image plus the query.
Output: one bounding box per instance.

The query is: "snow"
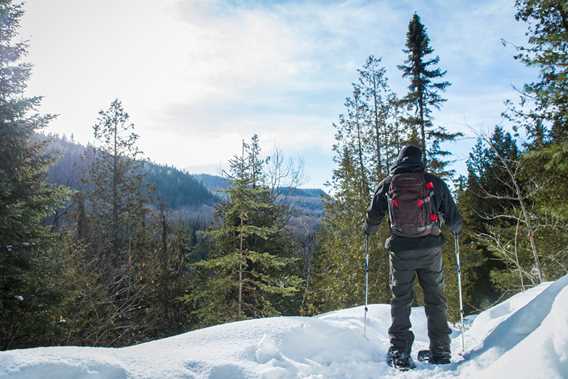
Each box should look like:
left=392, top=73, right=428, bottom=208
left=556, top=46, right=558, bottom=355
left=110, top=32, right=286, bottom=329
left=1, top=275, right=567, bottom=379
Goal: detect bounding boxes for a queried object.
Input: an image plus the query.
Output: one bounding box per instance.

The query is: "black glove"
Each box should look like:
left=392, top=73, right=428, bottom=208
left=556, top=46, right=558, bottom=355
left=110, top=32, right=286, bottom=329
left=363, top=222, right=379, bottom=236
left=451, top=225, right=461, bottom=238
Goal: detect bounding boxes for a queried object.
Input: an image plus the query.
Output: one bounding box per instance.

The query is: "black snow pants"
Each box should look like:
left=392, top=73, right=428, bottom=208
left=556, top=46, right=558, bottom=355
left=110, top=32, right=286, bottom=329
left=388, top=245, right=450, bottom=354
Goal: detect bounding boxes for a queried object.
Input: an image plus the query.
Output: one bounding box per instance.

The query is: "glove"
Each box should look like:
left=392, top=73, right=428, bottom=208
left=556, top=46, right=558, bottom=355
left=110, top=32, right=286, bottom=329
left=451, top=225, right=461, bottom=237
left=363, top=222, right=379, bottom=236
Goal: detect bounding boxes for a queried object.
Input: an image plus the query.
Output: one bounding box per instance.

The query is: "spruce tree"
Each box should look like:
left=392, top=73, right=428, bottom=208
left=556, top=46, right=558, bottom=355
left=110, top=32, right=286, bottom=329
left=398, top=14, right=460, bottom=176
left=0, top=0, right=66, bottom=349
left=192, top=136, right=301, bottom=326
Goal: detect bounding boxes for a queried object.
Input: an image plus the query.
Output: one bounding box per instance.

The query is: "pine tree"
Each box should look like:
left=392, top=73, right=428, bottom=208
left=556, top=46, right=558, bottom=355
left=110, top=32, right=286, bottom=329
left=357, top=55, right=401, bottom=181
left=0, top=0, right=67, bottom=349
left=398, top=14, right=461, bottom=176
left=308, top=148, right=390, bottom=312
left=191, top=136, right=302, bottom=326
left=505, top=1, right=568, bottom=218
left=343, top=85, right=370, bottom=196
left=87, top=99, right=146, bottom=266
left=509, top=0, right=567, bottom=142
left=80, top=99, right=152, bottom=345
left=307, top=57, right=402, bottom=314
left=496, top=1, right=568, bottom=289
left=460, top=126, right=565, bottom=301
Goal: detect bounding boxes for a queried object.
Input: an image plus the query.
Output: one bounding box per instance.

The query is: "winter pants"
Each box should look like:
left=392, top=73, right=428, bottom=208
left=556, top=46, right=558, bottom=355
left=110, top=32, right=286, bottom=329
left=388, top=245, right=450, bottom=354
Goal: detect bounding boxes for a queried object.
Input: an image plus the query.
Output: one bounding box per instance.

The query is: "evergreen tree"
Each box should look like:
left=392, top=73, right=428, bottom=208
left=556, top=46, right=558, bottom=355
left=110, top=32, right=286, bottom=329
left=357, top=55, right=401, bottom=181
left=0, top=0, right=66, bottom=349
left=505, top=1, right=568, bottom=218
left=344, top=85, right=371, bottom=196
left=87, top=99, right=147, bottom=265
left=398, top=14, right=461, bottom=176
left=191, top=136, right=301, bottom=326
left=307, top=57, right=402, bottom=314
left=461, top=127, right=523, bottom=302
left=461, top=124, right=568, bottom=301
left=307, top=148, right=391, bottom=313
left=79, top=99, right=153, bottom=345
left=508, top=0, right=567, bottom=142
left=496, top=1, right=568, bottom=290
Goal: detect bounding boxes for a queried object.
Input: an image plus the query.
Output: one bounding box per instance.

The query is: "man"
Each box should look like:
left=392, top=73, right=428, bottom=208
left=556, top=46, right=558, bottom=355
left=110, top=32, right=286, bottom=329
left=364, top=144, right=462, bottom=370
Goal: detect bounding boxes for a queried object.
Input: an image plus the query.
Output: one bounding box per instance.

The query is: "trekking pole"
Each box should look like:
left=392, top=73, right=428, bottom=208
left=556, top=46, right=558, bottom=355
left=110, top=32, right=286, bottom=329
left=363, top=234, right=369, bottom=338
left=454, top=233, right=466, bottom=354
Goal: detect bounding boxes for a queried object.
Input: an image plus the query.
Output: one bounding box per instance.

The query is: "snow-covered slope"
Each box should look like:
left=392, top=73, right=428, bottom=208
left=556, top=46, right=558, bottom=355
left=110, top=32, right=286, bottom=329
left=1, top=275, right=567, bottom=379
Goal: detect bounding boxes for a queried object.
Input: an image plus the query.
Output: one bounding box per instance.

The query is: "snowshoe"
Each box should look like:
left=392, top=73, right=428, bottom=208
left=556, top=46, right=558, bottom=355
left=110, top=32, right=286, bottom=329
left=417, top=349, right=451, bottom=364
left=417, top=349, right=431, bottom=362
left=387, top=348, right=416, bottom=371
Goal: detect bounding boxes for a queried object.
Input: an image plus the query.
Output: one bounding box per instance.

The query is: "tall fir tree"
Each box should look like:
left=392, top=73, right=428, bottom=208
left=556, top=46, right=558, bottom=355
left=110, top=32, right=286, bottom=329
left=398, top=13, right=461, bottom=176
left=191, top=136, right=301, bottom=327
left=0, top=0, right=67, bottom=349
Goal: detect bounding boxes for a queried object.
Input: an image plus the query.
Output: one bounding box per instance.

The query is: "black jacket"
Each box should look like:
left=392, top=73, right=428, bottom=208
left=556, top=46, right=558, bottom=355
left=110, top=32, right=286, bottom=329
left=366, top=158, right=463, bottom=253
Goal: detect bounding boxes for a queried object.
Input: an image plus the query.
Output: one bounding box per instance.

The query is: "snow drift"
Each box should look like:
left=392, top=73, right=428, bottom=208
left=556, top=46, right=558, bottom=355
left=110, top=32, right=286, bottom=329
left=1, top=275, right=567, bottom=379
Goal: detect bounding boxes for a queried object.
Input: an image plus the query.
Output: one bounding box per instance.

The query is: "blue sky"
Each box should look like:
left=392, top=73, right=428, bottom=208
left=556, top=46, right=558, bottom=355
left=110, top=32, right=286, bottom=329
left=22, top=0, right=535, bottom=188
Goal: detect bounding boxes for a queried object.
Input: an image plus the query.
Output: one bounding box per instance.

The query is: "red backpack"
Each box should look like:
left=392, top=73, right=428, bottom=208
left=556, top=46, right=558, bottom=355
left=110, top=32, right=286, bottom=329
left=387, top=172, right=440, bottom=238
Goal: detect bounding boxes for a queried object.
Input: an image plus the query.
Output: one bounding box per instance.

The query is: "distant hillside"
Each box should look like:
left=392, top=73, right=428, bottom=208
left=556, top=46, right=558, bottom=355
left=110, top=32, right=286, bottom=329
left=43, top=135, right=326, bottom=232
left=44, top=135, right=215, bottom=209
left=192, top=174, right=231, bottom=196
left=193, top=174, right=326, bottom=233
left=277, top=187, right=327, bottom=214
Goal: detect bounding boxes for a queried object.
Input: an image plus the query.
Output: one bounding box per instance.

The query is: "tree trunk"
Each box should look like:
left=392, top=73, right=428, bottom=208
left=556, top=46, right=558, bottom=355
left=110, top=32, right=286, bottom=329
left=238, top=213, right=244, bottom=320
left=354, top=95, right=368, bottom=196
left=372, top=77, right=383, bottom=179
left=419, top=89, right=426, bottom=166
left=514, top=218, right=525, bottom=290
left=112, top=121, right=119, bottom=258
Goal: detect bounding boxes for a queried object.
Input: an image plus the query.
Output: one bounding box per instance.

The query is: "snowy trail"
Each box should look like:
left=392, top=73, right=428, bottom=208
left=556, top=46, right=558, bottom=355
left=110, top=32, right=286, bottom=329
left=1, top=275, right=567, bottom=379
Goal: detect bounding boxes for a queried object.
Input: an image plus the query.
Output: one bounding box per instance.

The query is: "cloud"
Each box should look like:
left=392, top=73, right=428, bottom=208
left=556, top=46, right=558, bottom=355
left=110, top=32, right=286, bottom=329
left=23, top=0, right=536, bottom=187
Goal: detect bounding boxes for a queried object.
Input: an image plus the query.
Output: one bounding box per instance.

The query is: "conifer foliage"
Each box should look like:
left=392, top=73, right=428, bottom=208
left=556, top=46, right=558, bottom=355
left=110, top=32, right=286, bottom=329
left=2, top=0, right=568, bottom=351
left=0, top=0, right=66, bottom=349
left=306, top=57, right=399, bottom=314
left=191, top=135, right=302, bottom=326
left=398, top=14, right=460, bottom=176
left=87, top=99, right=147, bottom=265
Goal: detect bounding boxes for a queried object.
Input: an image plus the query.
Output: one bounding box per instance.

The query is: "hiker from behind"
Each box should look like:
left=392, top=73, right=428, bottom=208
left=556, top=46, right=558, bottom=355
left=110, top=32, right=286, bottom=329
left=363, top=144, right=462, bottom=370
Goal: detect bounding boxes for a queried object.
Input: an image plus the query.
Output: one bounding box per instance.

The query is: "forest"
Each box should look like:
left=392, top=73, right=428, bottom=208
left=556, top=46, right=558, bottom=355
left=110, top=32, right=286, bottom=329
left=1, top=0, right=566, bottom=352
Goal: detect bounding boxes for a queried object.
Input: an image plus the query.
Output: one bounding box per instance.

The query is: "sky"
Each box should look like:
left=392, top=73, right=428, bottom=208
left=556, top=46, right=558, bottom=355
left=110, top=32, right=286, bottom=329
left=21, top=0, right=536, bottom=188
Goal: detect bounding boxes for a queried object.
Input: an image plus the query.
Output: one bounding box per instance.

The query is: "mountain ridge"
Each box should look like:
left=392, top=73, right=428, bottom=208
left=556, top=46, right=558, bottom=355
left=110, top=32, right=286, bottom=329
left=44, top=134, right=325, bottom=231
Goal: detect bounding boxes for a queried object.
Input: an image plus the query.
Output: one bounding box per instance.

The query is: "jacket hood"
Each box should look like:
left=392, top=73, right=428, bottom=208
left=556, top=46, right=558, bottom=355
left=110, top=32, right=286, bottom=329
left=391, top=144, right=425, bottom=174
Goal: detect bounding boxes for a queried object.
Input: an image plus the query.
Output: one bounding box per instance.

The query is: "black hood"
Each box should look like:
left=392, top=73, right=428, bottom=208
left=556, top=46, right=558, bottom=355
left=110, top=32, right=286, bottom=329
left=391, top=144, right=425, bottom=174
